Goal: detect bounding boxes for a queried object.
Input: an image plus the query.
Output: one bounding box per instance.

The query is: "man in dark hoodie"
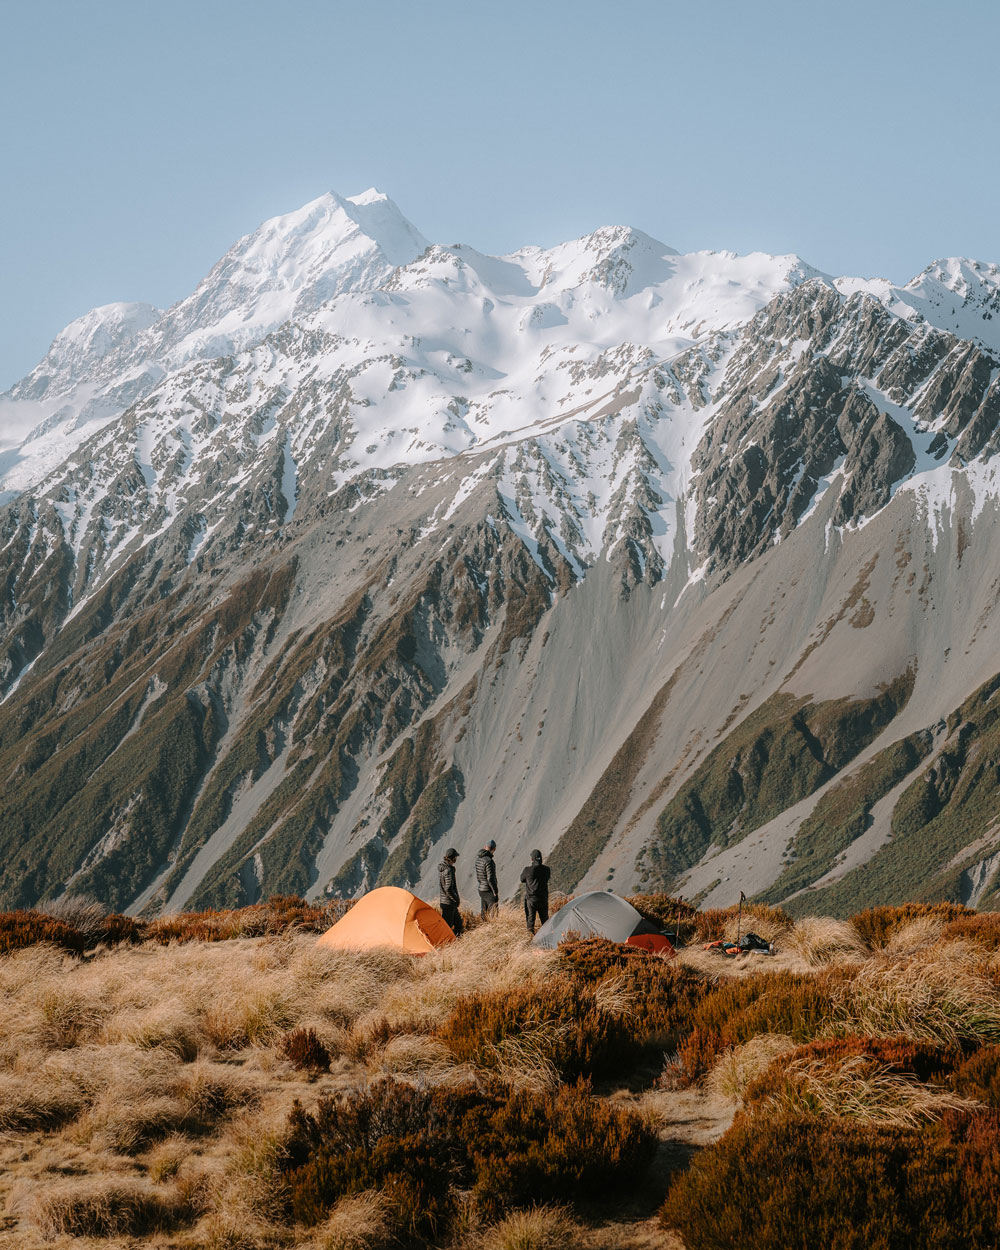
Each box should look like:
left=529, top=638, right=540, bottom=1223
left=475, top=839, right=499, bottom=917
left=438, top=847, right=462, bottom=935
left=520, top=849, right=550, bottom=935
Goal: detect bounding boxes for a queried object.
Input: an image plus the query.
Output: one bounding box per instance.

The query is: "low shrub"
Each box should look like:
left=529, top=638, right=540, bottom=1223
left=558, top=937, right=709, bottom=1047
left=850, top=903, right=970, bottom=949
left=283, top=1078, right=657, bottom=1236
left=282, top=1027, right=332, bottom=1074
left=437, top=979, right=634, bottom=1081
left=690, top=970, right=842, bottom=1047
left=464, top=1080, right=658, bottom=1221
left=952, top=1044, right=1000, bottom=1105
left=942, top=913, right=1000, bottom=950
left=0, top=910, right=87, bottom=955
left=660, top=1110, right=1000, bottom=1250
left=0, top=895, right=352, bottom=955
left=146, top=895, right=351, bottom=944
left=661, top=1028, right=726, bottom=1088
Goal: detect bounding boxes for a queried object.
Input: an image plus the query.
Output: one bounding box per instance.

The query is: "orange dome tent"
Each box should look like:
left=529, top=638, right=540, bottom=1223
left=316, top=886, right=455, bottom=955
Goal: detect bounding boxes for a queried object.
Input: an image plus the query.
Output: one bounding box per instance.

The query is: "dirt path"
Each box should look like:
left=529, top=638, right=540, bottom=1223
left=570, top=1085, right=734, bottom=1250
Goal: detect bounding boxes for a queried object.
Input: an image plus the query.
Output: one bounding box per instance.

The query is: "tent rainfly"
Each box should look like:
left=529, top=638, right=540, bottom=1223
left=531, top=890, right=673, bottom=953
left=316, top=886, right=455, bottom=955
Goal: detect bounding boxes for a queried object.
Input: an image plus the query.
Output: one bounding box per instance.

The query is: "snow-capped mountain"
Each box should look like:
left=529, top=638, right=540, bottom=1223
left=1, top=190, right=1000, bottom=921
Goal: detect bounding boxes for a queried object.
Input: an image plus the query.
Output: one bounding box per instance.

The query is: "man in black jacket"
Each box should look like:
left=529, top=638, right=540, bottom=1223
left=475, top=839, right=499, bottom=917
left=520, top=849, right=550, bottom=935
left=438, top=848, right=463, bottom=935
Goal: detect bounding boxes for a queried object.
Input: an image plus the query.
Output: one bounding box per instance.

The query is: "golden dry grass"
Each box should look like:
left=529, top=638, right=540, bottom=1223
left=779, top=916, right=869, bottom=967
left=302, top=1190, right=396, bottom=1250
left=837, top=954, right=1000, bottom=1049
left=705, top=1033, right=798, bottom=1104
left=0, top=906, right=558, bottom=1250
left=3, top=901, right=1000, bottom=1249
left=753, top=1054, right=979, bottom=1128
left=476, top=1204, right=584, bottom=1250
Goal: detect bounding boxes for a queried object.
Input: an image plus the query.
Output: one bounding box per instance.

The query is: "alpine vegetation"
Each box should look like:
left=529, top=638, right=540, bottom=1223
left=2, top=897, right=1000, bottom=1249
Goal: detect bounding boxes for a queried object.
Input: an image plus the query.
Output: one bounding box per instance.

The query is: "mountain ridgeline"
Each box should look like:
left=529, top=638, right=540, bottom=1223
left=1, top=190, right=1000, bottom=917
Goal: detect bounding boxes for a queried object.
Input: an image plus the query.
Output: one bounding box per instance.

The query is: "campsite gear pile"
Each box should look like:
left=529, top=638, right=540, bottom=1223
left=703, top=931, right=774, bottom=957
left=531, top=890, right=675, bottom=954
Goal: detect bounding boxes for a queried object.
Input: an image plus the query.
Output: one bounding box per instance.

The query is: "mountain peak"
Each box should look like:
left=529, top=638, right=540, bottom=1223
left=346, top=186, right=389, bottom=206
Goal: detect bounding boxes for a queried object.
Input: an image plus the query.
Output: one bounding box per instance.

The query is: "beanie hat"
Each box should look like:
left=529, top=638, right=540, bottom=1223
left=530, top=849, right=542, bottom=862
left=445, top=848, right=459, bottom=860
left=486, top=839, right=496, bottom=850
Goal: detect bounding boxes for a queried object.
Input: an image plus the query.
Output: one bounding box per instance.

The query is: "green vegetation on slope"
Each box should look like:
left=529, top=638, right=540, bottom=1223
left=642, top=667, right=917, bottom=890
left=790, top=672, right=1000, bottom=916
left=761, top=732, right=931, bottom=908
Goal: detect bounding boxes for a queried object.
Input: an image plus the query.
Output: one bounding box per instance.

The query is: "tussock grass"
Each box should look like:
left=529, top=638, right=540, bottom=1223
left=750, top=1054, right=978, bottom=1127
left=303, top=1190, right=397, bottom=1250
left=9, top=1174, right=188, bottom=1237
left=706, top=1034, right=797, bottom=1103
left=0, top=1071, right=84, bottom=1131
left=780, top=916, right=868, bottom=967
left=839, top=959, right=1000, bottom=1049
left=477, top=1203, right=583, bottom=1250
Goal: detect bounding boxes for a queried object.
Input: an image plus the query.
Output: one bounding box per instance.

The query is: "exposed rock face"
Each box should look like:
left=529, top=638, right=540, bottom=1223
left=2, top=191, right=1000, bottom=917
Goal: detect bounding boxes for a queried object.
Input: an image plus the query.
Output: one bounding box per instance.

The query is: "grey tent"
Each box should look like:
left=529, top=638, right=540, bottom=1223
left=531, top=890, right=662, bottom=950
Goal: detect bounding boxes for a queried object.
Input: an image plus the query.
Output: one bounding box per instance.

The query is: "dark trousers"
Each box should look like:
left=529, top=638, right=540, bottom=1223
left=479, top=890, right=499, bottom=918
left=441, top=902, right=463, bottom=935
left=524, top=897, right=548, bottom=934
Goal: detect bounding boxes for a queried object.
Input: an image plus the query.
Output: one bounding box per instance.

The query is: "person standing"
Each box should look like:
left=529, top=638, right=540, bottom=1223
left=438, top=847, right=463, bottom=935
left=520, top=849, right=550, bottom=935
left=475, top=839, right=499, bottom=917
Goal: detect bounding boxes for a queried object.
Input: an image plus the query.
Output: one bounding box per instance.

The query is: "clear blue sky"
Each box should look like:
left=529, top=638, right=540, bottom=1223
left=1, top=0, right=997, bottom=390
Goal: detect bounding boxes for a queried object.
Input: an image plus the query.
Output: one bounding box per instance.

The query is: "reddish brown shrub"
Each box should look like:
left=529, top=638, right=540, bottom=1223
left=145, top=895, right=351, bottom=944
left=463, top=1079, right=658, bottom=1222
left=281, top=1027, right=331, bottom=1074
left=558, top=937, right=710, bottom=1046
left=662, top=1028, right=727, bottom=1088
left=952, top=1045, right=1000, bottom=1105
left=660, top=1109, right=1000, bottom=1250
left=942, top=913, right=1000, bottom=950
left=0, top=910, right=87, bottom=955
left=850, top=903, right=970, bottom=949
left=437, top=979, right=635, bottom=1080
left=0, top=895, right=353, bottom=955
left=689, top=970, right=843, bottom=1046
left=283, top=1078, right=657, bottom=1234
left=97, top=914, right=146, bottom=945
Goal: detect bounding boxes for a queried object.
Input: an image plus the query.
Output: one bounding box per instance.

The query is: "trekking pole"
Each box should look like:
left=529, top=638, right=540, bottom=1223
left=737, top=891, right=745, bottom=945
left=676, top=896, right=682, bottom=945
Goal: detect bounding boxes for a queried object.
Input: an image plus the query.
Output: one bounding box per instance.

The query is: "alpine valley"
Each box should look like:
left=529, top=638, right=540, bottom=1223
left=2, top=189, right=1000, bottom=919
